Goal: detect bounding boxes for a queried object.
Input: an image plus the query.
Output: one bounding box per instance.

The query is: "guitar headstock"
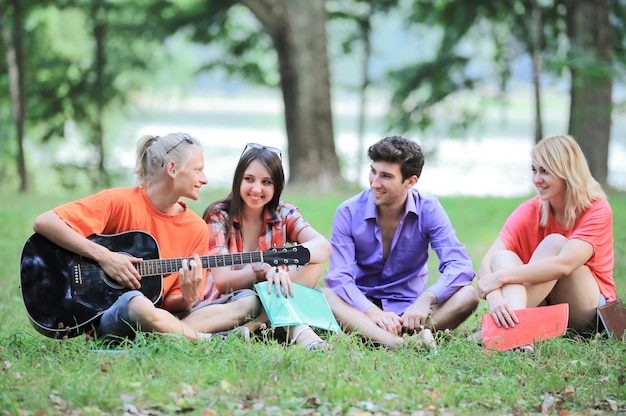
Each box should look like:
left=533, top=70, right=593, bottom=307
left=262, top=245, right=311, bottom=267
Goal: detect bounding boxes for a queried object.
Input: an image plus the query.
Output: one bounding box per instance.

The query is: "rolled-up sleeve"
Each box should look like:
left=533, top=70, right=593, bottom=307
left=325, top=203, right=375, bottom=313
left=423, top=199, right=475, bottom=303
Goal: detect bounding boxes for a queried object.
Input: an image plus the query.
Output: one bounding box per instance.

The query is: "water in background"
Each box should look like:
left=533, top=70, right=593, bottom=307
left=118, top=94, right=626, bottom=197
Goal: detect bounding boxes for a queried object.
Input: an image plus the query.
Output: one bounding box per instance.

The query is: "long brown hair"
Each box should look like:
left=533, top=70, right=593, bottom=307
left=203, top=146, right=285, bottom=234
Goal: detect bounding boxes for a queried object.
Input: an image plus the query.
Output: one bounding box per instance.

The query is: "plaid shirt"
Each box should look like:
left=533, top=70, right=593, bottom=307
left=204, top=201, right=310, bottom=298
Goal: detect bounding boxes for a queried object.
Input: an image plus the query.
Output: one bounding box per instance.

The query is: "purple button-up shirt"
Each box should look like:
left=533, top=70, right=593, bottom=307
left=324, top=188, right=475, bottom=316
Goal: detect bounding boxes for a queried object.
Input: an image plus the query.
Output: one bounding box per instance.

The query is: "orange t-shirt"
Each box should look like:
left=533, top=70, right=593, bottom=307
left=500, top=196, right=616, bottom=302
left=53, top=187, right=209, bottom=307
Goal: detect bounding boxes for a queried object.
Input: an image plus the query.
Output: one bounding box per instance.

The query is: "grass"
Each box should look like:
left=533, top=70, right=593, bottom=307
left=1, top=189, right=625, bottom=415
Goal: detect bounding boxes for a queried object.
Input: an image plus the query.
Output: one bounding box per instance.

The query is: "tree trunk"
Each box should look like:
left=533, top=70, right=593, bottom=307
left=566, top=0, right=613, bottom=186
left=531, top=0, right=543, bottom=144
left=356, top=7, right=373, bottom=188
left=239, top=0, right=344, bottom=192
left=0, top=0, right=28, bottom=192
left=92, top=0, right=108, bottom=189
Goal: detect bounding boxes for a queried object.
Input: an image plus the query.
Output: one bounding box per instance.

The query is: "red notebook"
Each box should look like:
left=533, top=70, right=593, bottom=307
left=482, top=303, right=569, bottom=352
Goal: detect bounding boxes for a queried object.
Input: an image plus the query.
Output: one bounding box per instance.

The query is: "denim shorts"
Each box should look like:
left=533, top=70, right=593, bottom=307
left=97, top=288, right=257, bottom=339
left=98, top=290, right=144, bottom=339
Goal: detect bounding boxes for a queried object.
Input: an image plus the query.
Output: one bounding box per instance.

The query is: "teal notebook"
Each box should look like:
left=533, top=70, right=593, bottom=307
left=254, top=282, right=341, bottom=333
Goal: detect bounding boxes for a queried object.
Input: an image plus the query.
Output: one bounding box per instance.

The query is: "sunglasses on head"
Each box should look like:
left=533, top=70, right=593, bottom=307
left=239, top=142, right=282, bottom=160
left=161, top=134, right=193, bottom=167
left=165, top=134, right=193, bottom=154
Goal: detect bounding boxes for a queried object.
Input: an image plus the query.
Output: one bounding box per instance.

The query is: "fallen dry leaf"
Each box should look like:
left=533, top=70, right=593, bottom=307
left=49, top=393, right=67, bottom=412
left=220, top=380, right=231, bottom=392
left=541, top=393, right=555, bottom=414
left=606, top=399, right=618, bottom=412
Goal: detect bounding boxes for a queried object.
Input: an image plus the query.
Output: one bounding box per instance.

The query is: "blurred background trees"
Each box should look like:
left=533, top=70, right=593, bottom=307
left=1, top=0, right=625, bottom=193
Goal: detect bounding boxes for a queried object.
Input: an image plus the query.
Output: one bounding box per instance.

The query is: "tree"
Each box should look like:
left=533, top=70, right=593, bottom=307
left=385, top=0, right=625, bottom=187
left=240, top=0, right=342, bottom=191
left=328, top=0, right=398, bottom=189
left=0, top=0, right=28, bottom=191
left=565, top=0, right=613, bottom=186
left=162, top=0, right=345, bottom=191
left=0, top=1, right=173, bottom=191
left=63, top=0, right=176, bottom=188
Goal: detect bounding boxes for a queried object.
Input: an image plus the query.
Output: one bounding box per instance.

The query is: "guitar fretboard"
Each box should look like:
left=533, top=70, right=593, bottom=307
left=136, top=252, right=265, bottom=276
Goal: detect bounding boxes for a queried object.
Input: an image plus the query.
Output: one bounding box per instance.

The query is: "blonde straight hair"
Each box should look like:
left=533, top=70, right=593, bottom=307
left=531, top=135, right=606, bottom=229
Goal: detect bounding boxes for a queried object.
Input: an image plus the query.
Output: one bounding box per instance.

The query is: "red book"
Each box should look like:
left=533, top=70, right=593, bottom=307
left=482, top=303, right=569, bottom=352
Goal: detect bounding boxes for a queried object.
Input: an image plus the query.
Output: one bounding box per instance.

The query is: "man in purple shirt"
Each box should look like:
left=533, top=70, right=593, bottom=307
left=322, top=136, right=479, bottom=349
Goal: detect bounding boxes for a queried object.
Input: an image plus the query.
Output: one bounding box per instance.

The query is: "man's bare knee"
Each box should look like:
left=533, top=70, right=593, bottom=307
left=432, top=286, right=479, bottom=330
left=236, top=295, right=262, bottom=320
left=453, top=286, right=480, bottom=315
left=127, top=295, right=156, bottom=322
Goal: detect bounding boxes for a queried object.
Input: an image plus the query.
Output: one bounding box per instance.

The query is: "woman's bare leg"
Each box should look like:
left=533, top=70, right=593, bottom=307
left=492, top=234, right=566, bottom=308
left=549, top=265, right=599, bottom=330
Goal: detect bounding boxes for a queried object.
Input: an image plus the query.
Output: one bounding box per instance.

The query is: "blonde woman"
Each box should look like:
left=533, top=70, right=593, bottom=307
left=477, top=135, right=616, bottom=351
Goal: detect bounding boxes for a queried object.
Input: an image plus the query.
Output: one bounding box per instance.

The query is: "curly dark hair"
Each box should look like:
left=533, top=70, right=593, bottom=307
left=367, top=135, right=424, bottom=180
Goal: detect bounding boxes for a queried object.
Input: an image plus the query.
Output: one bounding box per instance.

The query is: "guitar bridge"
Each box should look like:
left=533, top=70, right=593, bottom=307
left=73, top=264, right=84, bottom=294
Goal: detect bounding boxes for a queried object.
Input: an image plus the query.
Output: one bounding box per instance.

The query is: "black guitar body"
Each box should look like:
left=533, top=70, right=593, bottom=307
left=20, top=232, right=162, bottom=339
left=20, top=231, right=311, bottom=339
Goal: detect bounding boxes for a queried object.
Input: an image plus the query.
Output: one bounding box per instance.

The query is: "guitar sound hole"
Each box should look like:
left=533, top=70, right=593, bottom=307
left=100, top=270, right=125, bottom=290
left=99, top=251, right=133, bottom=290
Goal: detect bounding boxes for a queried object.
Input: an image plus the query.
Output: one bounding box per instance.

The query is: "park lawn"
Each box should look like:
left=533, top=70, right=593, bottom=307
left=0, top=189, right=624, bottom=415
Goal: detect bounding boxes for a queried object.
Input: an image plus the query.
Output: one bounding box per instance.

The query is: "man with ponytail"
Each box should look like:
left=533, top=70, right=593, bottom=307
left=33, top=132, right=260, bottom=342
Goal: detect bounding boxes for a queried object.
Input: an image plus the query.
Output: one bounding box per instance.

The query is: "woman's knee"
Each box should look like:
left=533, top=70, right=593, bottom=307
left=491, top=250, right=522, bottom=269
left=536, top=233, right=567, bottom=254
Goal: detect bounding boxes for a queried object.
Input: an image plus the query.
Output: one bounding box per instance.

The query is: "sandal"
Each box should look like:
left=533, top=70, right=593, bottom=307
left=289, top=325, right=332, bottom=351
left=302, top=340, right=332, bottom=351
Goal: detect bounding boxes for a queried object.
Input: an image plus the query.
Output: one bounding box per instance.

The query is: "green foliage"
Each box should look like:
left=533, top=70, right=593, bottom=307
left=159, top=0, right=279, bottom=87
left=1, top=191, right=625, bottom=414
left=385, top=0, right=626, bottom=137
left=1, top=0, right=203, bottom=191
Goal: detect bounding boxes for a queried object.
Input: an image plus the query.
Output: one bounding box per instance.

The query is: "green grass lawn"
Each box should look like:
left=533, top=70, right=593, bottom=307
left=1, top=189, right=625, bottom=415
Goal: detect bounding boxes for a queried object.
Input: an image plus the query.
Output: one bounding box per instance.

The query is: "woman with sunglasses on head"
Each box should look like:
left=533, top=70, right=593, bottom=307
left=203, top=143, right=333, bottom=351
left=476, top=135, right=616, bottom=352
left=32, top=132, right=260, bottom=342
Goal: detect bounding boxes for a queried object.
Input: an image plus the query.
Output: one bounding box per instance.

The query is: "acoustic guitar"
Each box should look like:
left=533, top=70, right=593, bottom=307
left=20, top=231, right=310, bottom=339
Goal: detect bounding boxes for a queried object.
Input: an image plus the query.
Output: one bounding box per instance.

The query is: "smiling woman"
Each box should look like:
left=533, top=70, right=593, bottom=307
left=476, top=134, right=616, bottom=341
left=202, top=142, right=333, bottom=351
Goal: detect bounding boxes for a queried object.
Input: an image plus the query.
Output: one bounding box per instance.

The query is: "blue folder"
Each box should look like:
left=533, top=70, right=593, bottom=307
left=254, top=282, right=341, bottom=333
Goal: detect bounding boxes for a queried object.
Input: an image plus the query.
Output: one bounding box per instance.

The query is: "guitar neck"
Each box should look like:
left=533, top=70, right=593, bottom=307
left=136, top=252, right=264, bottom=276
